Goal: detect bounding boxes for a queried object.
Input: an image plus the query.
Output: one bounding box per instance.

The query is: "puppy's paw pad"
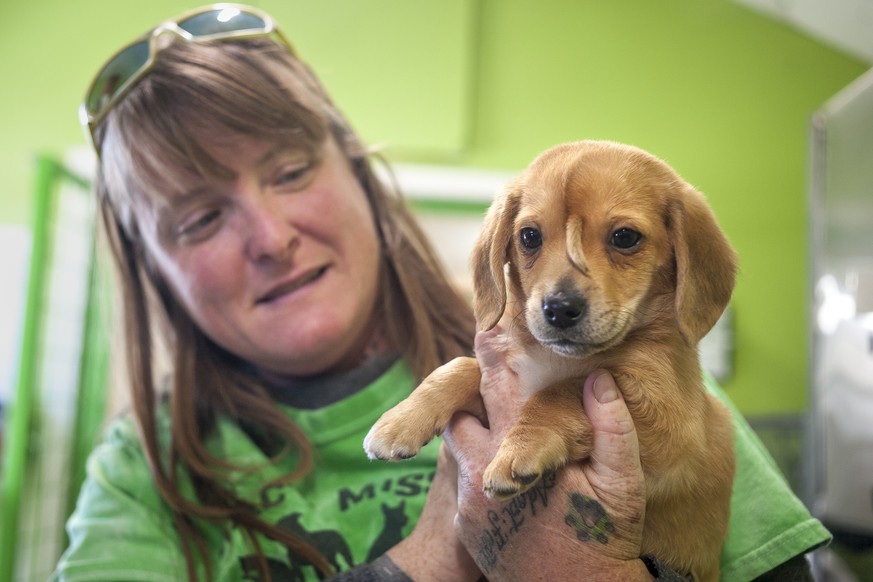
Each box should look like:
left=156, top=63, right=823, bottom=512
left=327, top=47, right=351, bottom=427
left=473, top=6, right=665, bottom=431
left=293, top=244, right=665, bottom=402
left=482, top=457, right=536, bottom=500
left=482, top=470, right=542, bottom=500
left=363, top=408, right=444, bottom=462
left=512, top=472, right=541, bottom=486
left=363, top=428, right=422, bottom=461
left=483, top=482, right=520, bottom=500
left=500, top=428, right=569, bottom=479
left=482, top=463, right=520, bottom=499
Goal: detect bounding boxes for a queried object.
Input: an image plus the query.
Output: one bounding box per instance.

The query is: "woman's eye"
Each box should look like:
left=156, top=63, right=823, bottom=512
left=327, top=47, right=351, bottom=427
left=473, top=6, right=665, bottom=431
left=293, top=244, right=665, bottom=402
left=275, top=163, right=313, bottom=187
left=178, top=208, right=222, bottom=238
left=610, top=227, right=643, bottom=251
left=519, top=227, right=543, bottom=252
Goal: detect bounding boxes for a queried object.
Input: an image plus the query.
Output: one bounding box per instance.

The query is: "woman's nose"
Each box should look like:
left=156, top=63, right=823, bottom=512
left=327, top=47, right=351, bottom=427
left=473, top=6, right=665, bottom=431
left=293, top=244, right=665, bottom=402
left=245, top=197, right=298, bottom=263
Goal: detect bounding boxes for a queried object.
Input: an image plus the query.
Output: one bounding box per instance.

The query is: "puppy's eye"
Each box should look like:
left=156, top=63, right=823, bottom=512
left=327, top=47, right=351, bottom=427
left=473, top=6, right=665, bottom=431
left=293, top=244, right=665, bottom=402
left=519, top=227, right=543, bottom=252
left=611, top=228, right=643, bottom=250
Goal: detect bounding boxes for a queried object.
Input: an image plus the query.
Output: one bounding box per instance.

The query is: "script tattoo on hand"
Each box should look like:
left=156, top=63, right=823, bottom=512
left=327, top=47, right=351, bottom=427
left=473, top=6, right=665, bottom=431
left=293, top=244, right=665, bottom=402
left=474, top=474, right=618, bottom=574
left=474, top=471, right=557, bottom=573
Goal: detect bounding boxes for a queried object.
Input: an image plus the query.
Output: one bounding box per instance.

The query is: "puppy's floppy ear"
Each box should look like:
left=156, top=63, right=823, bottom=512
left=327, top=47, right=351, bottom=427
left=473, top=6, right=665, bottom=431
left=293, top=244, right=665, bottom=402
left=668, top=185, right=738, bottom=344
left=471, top=183, right=521, bottom=331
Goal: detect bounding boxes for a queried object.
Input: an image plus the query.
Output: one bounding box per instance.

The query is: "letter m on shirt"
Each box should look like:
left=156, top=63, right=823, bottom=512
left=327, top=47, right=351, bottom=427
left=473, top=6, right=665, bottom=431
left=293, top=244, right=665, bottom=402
left=339, top=484, right=376, bottom=511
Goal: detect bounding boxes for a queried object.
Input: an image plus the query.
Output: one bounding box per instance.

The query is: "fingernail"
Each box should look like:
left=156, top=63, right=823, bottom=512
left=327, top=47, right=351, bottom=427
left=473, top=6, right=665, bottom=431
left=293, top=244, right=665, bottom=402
left=593, top=372, right=618, bottom=403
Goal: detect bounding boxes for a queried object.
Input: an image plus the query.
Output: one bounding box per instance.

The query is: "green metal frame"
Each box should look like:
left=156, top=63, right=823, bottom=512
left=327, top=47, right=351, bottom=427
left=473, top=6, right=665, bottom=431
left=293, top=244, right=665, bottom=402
left=0, top=157, right=57, bottom=582
left=0, top=156, right=108, bottom=582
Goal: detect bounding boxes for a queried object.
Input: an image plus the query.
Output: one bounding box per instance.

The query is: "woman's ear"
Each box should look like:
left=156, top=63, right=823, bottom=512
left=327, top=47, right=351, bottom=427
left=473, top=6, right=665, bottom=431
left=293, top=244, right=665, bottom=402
left=669, top=185, right=739, bottom=344
left=471, top=184, right=521, bottom=331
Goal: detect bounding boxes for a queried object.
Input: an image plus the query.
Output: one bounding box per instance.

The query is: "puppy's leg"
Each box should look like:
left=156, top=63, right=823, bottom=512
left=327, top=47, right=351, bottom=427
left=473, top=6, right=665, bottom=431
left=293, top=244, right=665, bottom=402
left=640, top=394, right=734, bottom=582
left=364, top=356, right=484, bottom=461
left=483, top=381, right=591, bottom=499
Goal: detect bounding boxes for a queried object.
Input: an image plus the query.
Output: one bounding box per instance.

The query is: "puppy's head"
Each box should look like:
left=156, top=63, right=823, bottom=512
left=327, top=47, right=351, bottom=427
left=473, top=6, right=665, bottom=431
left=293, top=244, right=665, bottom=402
left=471, top=140, right=737, bottom=356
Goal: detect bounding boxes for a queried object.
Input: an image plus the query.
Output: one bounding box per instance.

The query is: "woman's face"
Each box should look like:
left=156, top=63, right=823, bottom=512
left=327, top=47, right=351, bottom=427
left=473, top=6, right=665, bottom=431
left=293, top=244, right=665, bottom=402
left=136, top=136, right=382, bottom=377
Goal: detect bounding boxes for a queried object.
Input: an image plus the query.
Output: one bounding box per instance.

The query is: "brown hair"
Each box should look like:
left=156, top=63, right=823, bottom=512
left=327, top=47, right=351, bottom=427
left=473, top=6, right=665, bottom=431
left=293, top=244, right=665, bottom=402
left=95, top=37, right=475, bottom=580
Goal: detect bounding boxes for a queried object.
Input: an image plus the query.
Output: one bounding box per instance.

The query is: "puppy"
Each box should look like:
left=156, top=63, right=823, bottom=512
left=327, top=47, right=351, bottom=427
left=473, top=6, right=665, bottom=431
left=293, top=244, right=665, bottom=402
left=365, top=140, right=736, bottom=581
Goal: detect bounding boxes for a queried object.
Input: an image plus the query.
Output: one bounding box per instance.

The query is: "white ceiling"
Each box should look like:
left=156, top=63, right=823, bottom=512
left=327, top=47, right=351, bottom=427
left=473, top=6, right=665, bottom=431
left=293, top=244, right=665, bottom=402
left=732, top=0, right=873, bottom=63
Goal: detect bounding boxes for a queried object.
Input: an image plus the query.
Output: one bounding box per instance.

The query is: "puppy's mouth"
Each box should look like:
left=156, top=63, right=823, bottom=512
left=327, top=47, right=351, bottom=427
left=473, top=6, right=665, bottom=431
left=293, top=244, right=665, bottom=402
left=533, top=316, right=630, bottom=358
left=257, top=267, right=328, bottom=304
left=541, top=337, right=608, bottom=357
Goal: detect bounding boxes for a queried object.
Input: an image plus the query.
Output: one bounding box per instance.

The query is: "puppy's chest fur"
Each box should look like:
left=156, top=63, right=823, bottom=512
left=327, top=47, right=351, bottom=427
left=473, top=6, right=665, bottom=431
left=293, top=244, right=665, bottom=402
left=504, top=332, right=594, bottom=399
left=498, top=303, right=622, bottom=400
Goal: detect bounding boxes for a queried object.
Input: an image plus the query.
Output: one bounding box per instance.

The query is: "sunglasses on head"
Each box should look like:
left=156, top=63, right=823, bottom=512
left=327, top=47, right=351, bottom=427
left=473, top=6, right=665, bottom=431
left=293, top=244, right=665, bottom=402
left=80, top=3, right=295, bottom=152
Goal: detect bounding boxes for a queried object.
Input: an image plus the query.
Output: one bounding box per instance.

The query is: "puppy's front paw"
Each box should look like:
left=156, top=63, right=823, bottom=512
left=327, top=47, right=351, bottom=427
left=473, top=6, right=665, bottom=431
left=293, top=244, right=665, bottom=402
left=482, top=428, right=570, bottom=500
left=363, top=400, right=444, bottom=461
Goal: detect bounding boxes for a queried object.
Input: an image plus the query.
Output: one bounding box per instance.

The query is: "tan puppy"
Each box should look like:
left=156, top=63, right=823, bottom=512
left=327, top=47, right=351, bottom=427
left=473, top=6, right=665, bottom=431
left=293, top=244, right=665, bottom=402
left=365, top=140, right=737, bottom=581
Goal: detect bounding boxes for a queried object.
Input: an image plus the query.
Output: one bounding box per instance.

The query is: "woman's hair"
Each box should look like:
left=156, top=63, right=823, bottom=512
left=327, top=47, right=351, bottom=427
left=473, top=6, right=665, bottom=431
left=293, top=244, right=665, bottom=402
left=95, top=37, right=475, bottom=580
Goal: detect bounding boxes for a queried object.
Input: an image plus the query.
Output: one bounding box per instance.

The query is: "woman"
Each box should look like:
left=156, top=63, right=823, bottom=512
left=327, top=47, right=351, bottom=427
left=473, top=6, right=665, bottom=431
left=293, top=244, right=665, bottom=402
left=62, top=5, right=477, bottom=579
left=55, top=4, right=828, bottom=581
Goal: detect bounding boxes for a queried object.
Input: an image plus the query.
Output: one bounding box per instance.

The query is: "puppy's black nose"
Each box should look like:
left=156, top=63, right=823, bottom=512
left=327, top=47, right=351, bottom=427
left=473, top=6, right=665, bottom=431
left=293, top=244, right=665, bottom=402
left=542, top=295, right=586, bottom=329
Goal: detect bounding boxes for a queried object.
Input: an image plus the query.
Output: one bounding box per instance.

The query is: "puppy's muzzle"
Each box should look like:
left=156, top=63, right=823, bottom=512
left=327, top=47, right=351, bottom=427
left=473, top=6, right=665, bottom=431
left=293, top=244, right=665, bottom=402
left=542, top=292, right=587, bottom=329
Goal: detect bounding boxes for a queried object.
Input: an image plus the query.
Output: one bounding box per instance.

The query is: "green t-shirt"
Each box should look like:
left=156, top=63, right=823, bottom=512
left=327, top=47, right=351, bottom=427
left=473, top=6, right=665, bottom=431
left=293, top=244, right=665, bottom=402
left=706, top=373, right=831, bottom=580
left=52, top=362, right=829, bottom=581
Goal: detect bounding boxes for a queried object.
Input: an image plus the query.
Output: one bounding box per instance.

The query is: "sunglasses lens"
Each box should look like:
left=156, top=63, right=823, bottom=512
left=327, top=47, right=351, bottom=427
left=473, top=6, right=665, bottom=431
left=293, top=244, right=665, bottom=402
left=178, top=7, right=267, bottom=37
left=85, top=40, right=150, bottom=118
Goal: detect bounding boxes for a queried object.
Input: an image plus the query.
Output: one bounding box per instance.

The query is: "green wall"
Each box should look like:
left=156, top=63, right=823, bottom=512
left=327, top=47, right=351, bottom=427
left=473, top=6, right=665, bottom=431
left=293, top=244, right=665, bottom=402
left=451, top=0, right=868, bottom=416
left=0, top=0, right=866, bottom=415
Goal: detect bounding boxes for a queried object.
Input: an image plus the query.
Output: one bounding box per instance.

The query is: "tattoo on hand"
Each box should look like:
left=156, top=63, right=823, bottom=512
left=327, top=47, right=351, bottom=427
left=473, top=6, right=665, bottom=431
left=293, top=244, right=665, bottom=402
left=474, top=472, right=557, bottom=573
left=565, top=493, right=615, bottom=544
left=473, top=476, right=618, bottom=574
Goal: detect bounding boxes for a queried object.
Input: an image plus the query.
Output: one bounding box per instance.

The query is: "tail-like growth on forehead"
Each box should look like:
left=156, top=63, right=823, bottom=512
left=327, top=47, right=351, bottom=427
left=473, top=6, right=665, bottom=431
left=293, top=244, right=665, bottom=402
left=565, top=216, right=588, bottom=274
left=471, top=183, right=522, bottom=331
left=668, top=184, right=738, bottom=344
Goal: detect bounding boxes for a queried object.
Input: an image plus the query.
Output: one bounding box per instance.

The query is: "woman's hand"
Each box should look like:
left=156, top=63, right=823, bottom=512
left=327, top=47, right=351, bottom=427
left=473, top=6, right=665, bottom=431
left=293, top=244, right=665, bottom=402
left=442, top=328, right=653, bottom=581
left=386, top=442, right=480, bottom=581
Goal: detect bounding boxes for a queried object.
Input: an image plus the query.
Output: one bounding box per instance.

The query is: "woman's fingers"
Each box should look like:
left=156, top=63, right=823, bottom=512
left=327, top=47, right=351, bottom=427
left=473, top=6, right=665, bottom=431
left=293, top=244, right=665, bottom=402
left=581, top=370, right=645, bottom=509
left=472, top=328, right=522, bottom=436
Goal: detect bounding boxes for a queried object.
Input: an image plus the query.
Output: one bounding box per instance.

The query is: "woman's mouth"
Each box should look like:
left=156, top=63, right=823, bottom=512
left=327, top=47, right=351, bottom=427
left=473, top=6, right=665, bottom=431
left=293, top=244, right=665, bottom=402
left=257, top=267, right=327, bottom=304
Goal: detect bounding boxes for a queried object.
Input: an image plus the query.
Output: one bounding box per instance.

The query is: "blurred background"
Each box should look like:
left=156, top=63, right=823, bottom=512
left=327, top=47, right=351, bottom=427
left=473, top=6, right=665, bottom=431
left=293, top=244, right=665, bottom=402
left=0, top=0, right=871, bottom=580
